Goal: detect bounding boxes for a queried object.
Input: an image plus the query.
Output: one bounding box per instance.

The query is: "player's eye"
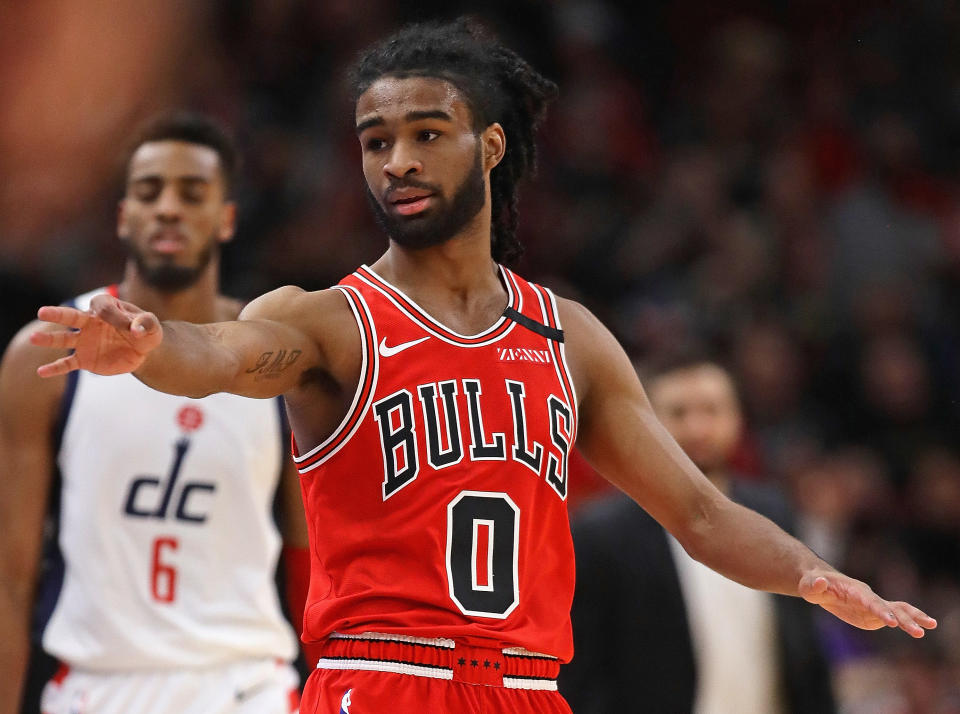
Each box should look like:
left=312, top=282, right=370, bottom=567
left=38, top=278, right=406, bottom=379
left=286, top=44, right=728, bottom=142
left=180, top=184, right=207, bottom=204
left=365, top=137, right=388, bottom=151
left=132, top=182, right=161, bottom=202
left=418, top=130, right=440, bottom=142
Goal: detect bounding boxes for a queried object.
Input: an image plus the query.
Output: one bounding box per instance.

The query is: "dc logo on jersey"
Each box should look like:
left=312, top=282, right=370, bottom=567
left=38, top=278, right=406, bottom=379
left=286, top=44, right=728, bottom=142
left=338, top=688, right=353, bottom=713
left=122, top=404, right=217, bottom=524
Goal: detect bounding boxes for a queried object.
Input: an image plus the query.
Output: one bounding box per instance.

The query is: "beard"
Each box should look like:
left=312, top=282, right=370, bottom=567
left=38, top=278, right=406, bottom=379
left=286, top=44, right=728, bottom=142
left=125, top=238, right=217, bottom=292
left=366, top=147, right=486, bottom=250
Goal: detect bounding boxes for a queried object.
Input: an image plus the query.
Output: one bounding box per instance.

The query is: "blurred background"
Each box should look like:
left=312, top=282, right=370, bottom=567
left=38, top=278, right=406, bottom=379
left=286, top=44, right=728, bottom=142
left=3, top=0, right=959, bottom=710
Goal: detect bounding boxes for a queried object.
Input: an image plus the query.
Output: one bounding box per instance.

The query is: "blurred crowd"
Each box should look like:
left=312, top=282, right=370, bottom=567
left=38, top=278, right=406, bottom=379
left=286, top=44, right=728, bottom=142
left=2, top=1, right=959, bottom=711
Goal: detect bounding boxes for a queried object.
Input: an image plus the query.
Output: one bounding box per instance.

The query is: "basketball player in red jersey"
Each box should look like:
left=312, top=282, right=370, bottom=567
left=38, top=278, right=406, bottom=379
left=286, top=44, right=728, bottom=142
left=31, top=19, right=936, bottom=714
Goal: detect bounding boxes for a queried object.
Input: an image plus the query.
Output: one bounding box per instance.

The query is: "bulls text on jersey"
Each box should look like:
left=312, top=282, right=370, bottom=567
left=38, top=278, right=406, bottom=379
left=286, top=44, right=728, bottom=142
left=372, top=377, right=574, bottom=501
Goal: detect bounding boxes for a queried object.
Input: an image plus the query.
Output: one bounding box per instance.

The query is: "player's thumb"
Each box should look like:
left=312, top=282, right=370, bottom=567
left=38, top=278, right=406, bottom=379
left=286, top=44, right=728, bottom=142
left=798, top=573, right=829, bottom=602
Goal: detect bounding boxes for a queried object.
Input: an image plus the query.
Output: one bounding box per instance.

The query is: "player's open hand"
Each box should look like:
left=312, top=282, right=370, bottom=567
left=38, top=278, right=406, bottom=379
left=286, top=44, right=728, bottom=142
left=799, top=570, right=937, bottom=638
left=32, top=294, right=163, bottom=377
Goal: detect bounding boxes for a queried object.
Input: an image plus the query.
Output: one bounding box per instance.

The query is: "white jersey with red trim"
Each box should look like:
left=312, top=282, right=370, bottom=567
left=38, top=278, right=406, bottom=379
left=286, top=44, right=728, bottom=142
left=39, top=287, right=297, bottom=671
left=295, top=265, right=578, bottom=662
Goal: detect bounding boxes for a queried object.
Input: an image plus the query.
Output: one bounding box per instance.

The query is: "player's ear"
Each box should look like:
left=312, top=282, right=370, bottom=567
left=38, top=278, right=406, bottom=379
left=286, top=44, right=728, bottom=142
left=482, top=123, right=506, bottom=172
left=218, top=201, right=237, bottom=244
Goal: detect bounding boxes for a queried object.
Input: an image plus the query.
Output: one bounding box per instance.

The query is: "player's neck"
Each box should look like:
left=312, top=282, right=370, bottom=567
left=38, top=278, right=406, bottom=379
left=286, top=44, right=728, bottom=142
left=118, top=260, right=223, bottom=323
left=372, top=228, right=508, bottom=335
left=375, top=209, right=500, bottom=290
left=377, top=239, right=501, bottom=300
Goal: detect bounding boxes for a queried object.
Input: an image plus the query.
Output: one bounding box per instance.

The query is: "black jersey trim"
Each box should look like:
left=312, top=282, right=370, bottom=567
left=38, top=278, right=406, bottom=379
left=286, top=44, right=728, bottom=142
left=502, top=306, right=564, bottom=343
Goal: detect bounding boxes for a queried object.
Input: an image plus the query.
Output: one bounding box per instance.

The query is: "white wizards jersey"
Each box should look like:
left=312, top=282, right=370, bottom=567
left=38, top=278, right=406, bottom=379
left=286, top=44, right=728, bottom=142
left=39, top=288, right=297, bottom=671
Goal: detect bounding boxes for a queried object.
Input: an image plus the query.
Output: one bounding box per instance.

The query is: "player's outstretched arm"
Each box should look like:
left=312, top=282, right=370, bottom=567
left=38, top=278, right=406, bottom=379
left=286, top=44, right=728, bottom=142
left=33, top=286, right=333, bottom=399
left=559, top=298, right=937, bottom=639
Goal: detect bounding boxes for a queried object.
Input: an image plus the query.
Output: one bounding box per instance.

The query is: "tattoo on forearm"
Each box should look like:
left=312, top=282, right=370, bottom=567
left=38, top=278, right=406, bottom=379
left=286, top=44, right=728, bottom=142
left=246, top=349, right=302, bottom=379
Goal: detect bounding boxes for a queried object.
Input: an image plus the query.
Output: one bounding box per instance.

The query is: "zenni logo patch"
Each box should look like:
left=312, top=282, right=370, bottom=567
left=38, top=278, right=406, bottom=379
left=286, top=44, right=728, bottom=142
left=496, top=347, right=551, bottom=364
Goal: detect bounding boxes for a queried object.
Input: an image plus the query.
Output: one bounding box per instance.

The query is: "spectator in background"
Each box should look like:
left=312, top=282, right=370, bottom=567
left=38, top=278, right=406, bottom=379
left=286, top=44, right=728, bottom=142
left=560, top=355, right=835, bottom=714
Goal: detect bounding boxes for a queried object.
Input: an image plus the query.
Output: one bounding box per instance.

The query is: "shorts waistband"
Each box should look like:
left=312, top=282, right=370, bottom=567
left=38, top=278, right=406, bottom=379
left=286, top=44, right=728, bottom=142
left=315, top=632, right=559, bottom=690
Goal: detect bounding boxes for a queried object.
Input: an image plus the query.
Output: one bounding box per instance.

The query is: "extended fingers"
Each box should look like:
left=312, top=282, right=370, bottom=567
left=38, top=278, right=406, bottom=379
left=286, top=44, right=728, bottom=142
left=837, top=580, right=901, bottom=628
left=37, top=305, right=90, bottom=329
left=29, top=329, right=80, bottom=350
left=36, top=353, right=80, bottom=378
left=859, top=593, right=936, bottom=636
left=888, top=601, right=937, bottom=638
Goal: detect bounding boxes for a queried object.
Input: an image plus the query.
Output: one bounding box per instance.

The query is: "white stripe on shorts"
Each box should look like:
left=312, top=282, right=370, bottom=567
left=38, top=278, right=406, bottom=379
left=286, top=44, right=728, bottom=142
left=316, top=658, right=454, bottom=680
left=503, top=676, right=559, bottom=691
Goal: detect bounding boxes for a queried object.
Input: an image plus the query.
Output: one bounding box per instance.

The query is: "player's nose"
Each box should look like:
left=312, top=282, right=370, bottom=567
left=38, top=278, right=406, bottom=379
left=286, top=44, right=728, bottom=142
left=154, top=185, right=184, bottom=220
left=383, top=142, right=423, bottom=179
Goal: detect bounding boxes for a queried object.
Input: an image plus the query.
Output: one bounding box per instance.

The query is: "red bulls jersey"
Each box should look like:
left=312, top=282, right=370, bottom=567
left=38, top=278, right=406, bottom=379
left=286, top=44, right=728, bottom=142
left=294, top=265, right=578, bottom=661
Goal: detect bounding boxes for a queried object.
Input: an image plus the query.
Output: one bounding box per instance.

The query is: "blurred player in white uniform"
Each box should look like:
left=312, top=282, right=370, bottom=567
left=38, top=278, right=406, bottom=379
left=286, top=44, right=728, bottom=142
left=0, top=113, right=310, bottom=714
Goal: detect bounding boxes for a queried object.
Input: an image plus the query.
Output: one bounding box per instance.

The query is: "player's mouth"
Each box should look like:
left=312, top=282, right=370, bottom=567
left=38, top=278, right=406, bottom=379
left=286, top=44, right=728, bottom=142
left=388, top=188, right=435, bottom=216
left=150, top=229, right=189, bottom=254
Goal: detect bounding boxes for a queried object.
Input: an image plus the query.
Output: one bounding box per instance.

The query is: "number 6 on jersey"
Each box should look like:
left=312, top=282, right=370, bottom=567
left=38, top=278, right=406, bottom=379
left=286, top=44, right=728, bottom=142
left=151, top=536, right=179, bottom=604
left=446, top=491, right=519, bottom=618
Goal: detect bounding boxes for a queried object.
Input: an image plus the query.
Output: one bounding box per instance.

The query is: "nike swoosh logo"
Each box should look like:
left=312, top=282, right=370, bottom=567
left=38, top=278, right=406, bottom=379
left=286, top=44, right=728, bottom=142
left=379, top=336, right=430, bottom=357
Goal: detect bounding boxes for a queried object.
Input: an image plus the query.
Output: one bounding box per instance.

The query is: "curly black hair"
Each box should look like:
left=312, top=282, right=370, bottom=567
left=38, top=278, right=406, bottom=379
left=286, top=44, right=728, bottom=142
left=351, top=17, right=558, bottom=266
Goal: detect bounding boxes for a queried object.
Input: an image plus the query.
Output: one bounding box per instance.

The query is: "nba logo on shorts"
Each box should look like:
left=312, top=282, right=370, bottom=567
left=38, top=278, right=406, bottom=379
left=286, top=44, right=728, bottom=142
left=338, top=688, right=353, bottom=713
